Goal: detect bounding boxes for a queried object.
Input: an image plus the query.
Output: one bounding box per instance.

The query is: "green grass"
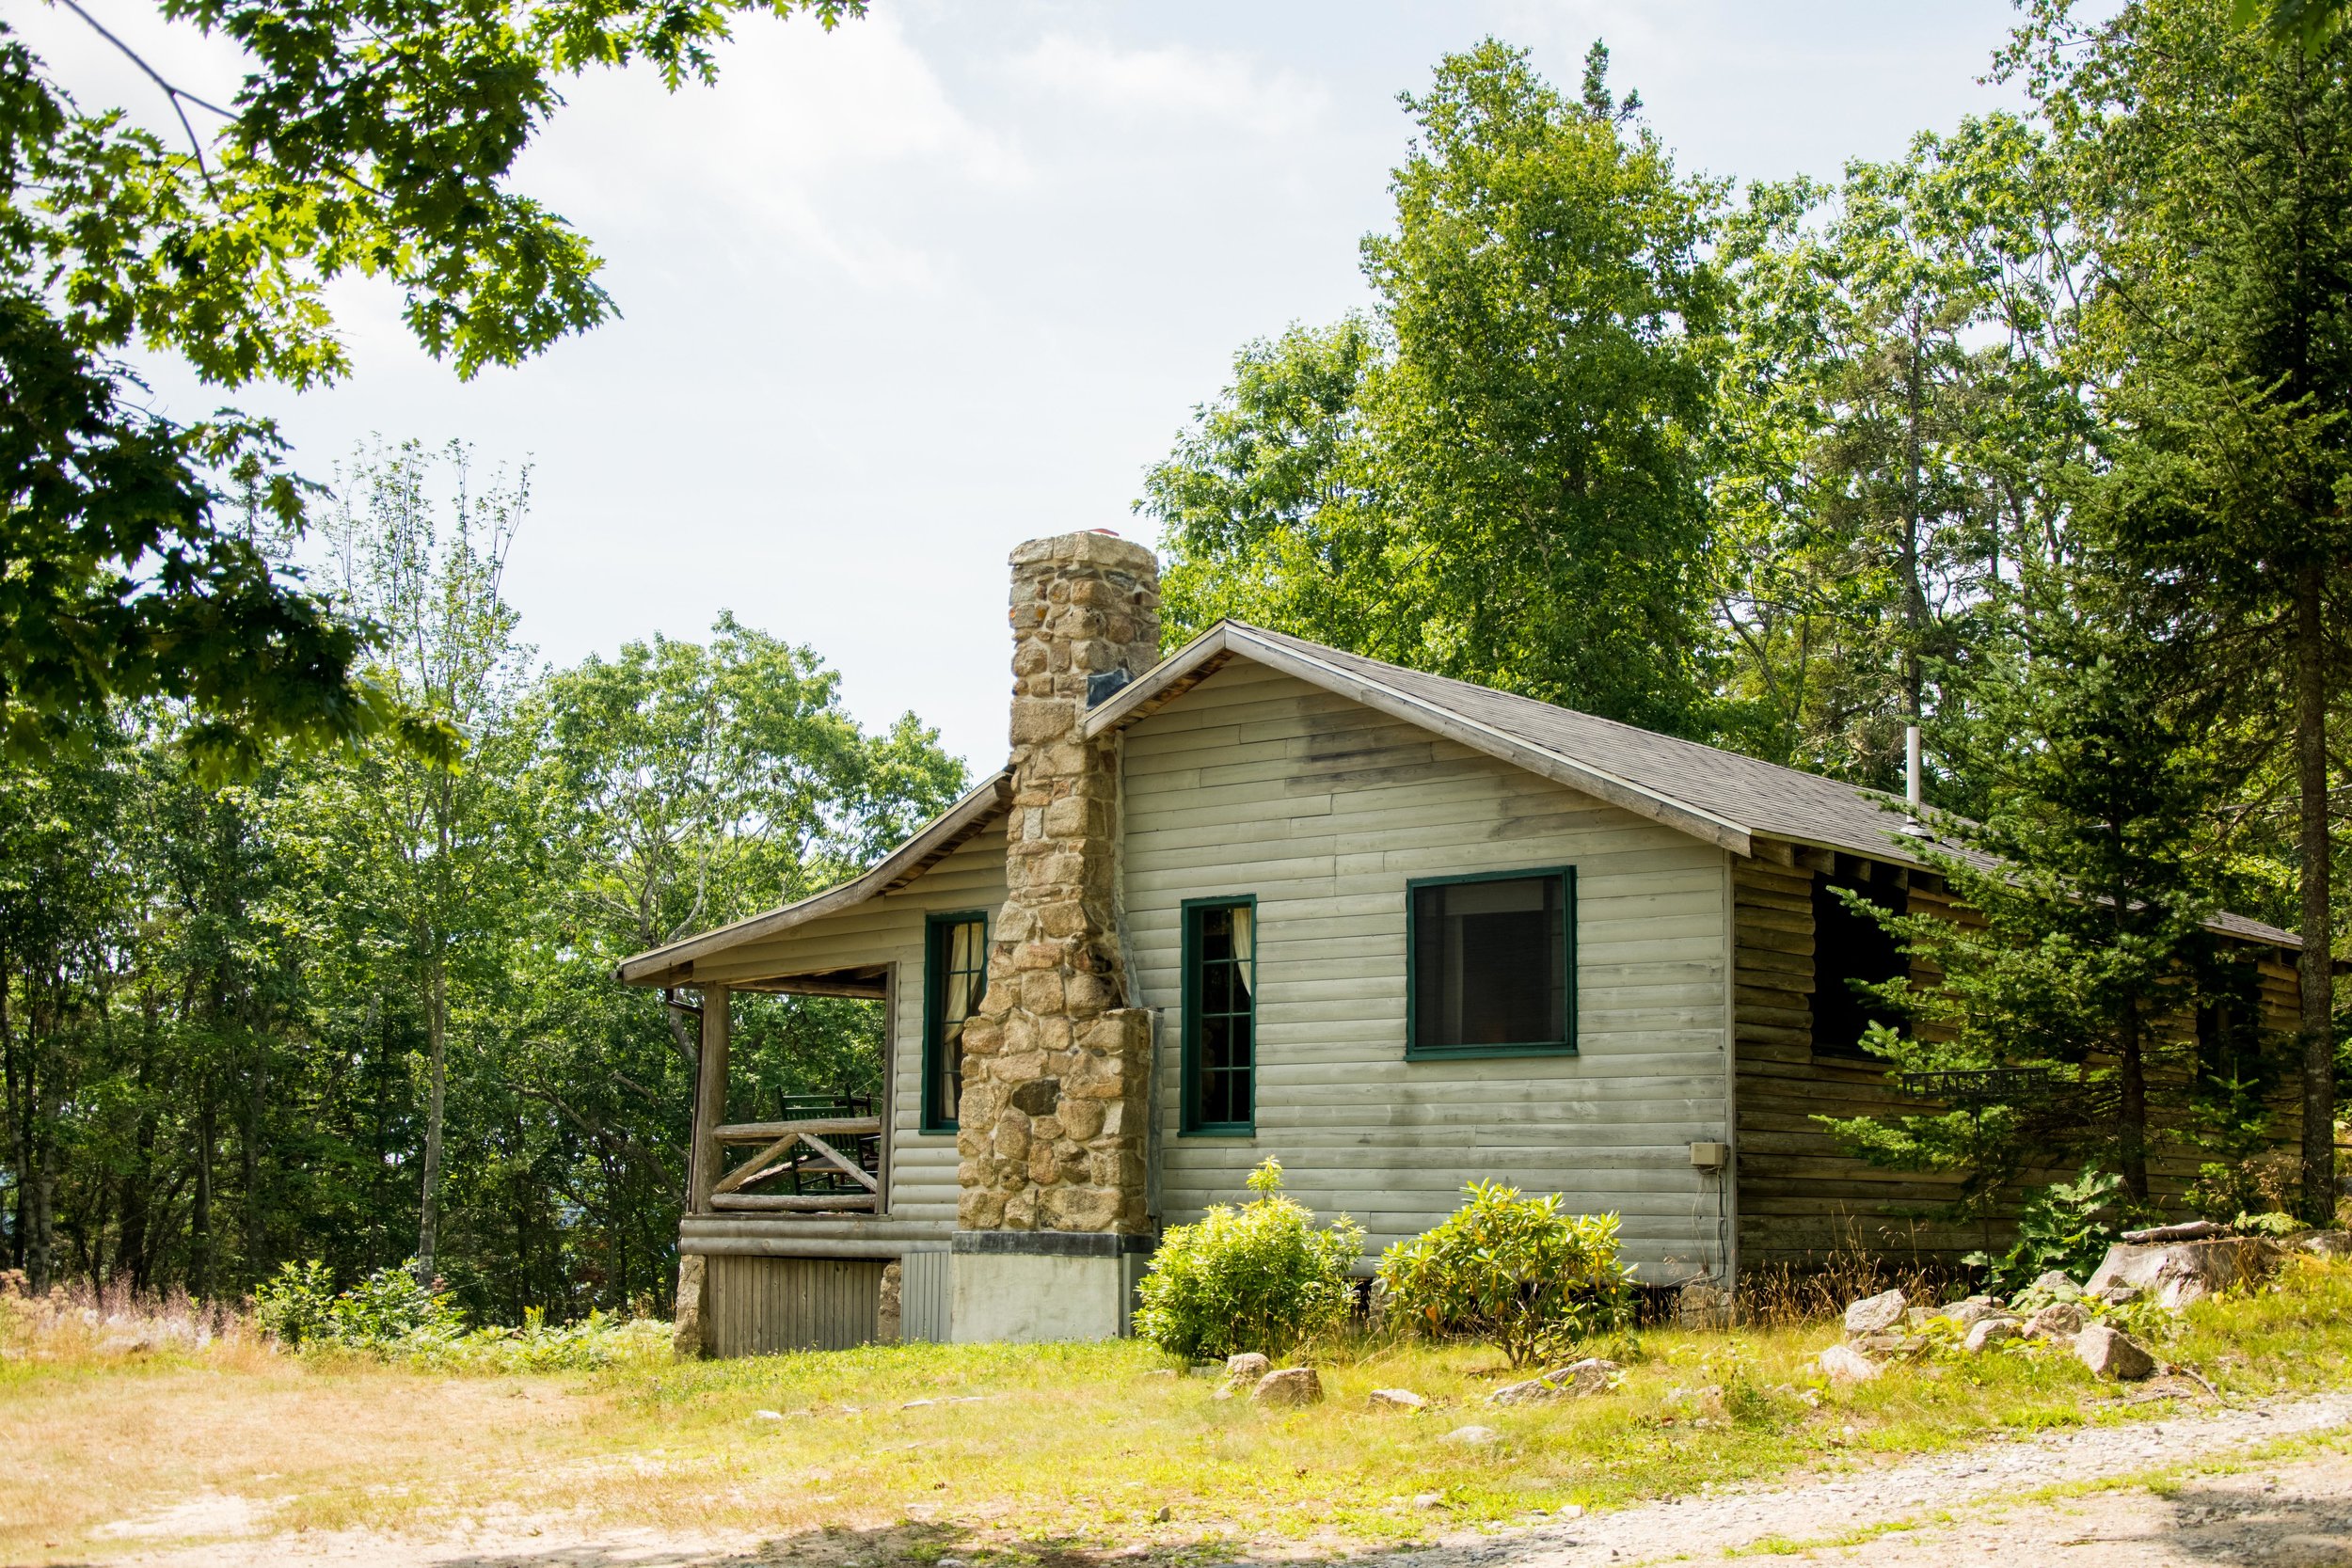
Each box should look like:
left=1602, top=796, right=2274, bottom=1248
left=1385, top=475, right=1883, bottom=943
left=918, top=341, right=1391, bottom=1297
left=5, top=1257, right=2351, bottom=1565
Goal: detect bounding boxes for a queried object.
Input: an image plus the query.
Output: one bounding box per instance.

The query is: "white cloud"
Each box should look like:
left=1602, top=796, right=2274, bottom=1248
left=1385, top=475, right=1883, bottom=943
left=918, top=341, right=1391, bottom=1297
left=1004, top=35, right=1330, bottom=135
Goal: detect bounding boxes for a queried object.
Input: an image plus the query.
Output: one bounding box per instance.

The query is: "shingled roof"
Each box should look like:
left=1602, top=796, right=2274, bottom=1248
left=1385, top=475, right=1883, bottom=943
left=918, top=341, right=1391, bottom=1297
left=1084, top=621, right=2300, bottom=950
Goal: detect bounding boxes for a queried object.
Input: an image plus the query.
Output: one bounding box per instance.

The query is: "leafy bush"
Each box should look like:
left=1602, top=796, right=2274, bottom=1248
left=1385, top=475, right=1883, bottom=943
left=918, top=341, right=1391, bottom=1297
left=254, top=1259, right=464, bottom=1351
left=1375, top=1180, right=1633, bottom=1367
left=253, top=1260, right=666, bottom=1370
left=1964, top=1166, right=2122, bottom=1294
left=1134, top=1160, right=1363, bottom=1361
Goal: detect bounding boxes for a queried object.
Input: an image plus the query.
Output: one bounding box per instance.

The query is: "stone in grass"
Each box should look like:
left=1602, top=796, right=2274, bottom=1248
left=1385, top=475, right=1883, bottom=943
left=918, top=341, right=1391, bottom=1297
left=2028, top=1270, right=2083, bottom=1301
left=1443, top=1425, right=1503, bottom=1447
left=1224, top=1352, right=1272, bottom=1384
left=1817, top=1343, right=1881, bottom=1384
left=2074, top=1323, right=2157, bottom=1381
left=1491, top=1357, right=1623, bottom=1405
left=1937, top=1296, right=2000, bottom=1329
left=1251, top=1368, right=1325, bottom=1407
left=2296, top=1230, right=2352, bottom=1259
left=1962, top=1318, right=2019, bottom=1354
left=2024, top=1302, right=2088, bottom=1339
left=1843, top=1289, right=1907, bottom=1338
left=1368, top=1387, right=1427, bottom=1411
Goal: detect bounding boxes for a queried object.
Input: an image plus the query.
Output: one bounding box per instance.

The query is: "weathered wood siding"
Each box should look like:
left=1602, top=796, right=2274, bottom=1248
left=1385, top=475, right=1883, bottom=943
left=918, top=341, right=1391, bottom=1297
left=692, top=822, right=1009, bottom=1227
left=1120, top=658, right=1734, bottom=1281
left=707, top=1255, right=883, bottom=1354
left=1734, top=843, right=2308, bottom=1271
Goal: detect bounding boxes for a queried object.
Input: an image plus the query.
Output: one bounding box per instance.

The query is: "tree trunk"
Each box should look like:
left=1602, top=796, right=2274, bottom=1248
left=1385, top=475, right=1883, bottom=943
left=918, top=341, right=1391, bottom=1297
left=193, top=1085, right=216, bottom=1301
left=416, top=956, right=448, bottom=1282
left=2296, top=560, right=2336, bottom=1225
left=2119, top=998, right=2149, bottom=1203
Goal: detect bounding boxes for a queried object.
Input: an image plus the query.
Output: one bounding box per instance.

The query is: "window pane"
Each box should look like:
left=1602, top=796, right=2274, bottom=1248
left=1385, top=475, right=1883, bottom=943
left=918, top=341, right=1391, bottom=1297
left=1186, top=900, right=1255, bottom=1128
left=927, top=916, right=986, bottom=1128
left=1412, top=875, right=1566, bottom=1050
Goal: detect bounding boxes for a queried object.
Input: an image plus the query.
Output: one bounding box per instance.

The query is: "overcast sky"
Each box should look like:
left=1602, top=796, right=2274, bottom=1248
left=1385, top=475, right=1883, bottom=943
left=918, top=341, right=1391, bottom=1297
left=27, top=1, right=2036, bottom=772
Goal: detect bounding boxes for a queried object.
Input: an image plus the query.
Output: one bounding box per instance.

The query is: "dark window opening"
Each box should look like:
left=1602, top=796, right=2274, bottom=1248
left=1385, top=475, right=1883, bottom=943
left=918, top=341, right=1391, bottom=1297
left=1408, top=869, right=1574, bottom=1056
left=1810, top=872, right=1908, bottom=1058
left=923, top=912, right=988, bottom=1132
left=1183, top=898, right=1257, bottom=1133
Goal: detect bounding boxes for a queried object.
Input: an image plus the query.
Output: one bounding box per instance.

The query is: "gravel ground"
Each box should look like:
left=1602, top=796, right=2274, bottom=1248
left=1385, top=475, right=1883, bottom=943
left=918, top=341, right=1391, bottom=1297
left=1379, top=1389, right=2352, bottom=1568
left=100, top=1391, right=2352, bottom=1568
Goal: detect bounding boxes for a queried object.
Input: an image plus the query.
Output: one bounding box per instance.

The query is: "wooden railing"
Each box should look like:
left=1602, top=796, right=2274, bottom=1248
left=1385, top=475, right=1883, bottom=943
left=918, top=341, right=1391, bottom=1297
left=705, top=1116, right=882, bottom=1213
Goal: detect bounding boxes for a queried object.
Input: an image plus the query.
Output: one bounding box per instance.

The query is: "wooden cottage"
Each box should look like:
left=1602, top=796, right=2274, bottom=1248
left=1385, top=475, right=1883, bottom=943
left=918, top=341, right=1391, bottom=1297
left=618, top=531, right=2302, bottom=1355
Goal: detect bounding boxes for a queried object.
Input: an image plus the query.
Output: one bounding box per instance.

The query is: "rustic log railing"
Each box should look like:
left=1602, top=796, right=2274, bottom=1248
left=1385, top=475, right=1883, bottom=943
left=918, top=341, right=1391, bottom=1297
left=707, top=1116, right=882, bottom=1213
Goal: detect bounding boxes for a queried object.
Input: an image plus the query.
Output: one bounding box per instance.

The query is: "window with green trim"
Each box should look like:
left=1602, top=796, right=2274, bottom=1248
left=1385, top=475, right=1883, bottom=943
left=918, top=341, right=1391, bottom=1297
left=1406, top=867, right=1575, bottom=1057
left=923, top=911, right=988, bottom=1132
left=1182, top=896, right=1257, bottom=1133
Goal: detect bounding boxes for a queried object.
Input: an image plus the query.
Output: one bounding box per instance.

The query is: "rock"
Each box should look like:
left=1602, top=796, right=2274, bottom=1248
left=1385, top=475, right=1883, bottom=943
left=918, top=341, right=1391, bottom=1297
left=2024, top=1302, right=2089, bottom=1339
left=672, top=1253, right=709, bottom=1360
left=1850, top=1331, right=1928, bottom=1362
left=1224, top=1352, right=1271, bottom=1385
left=2296, top=1229, right=2352, bottom=1259
left=2121, top=1220, right=2228, bottom=1244
left=1818, top=1343, right=1882, bottom=1383
left=753, top=1408, right=784, bottom=1420
left=1412, top=1493, right=1446, bottom=1510
left=1368, top=1387, right=1426, bottom=1411
left=1491, top=1359, right=1620, bottom=1406
left=1443, top=1424, right=1503, bottom=1447
left=1250, top=1368, right=1324, bottom=1407
left=1843, top=1289, right=1908, bottom=1337
left=1937, top=1296, right=2001, bottom=1329
left=2094, top=1284, right=2142, bottom=1306
left=2074, top=1323, right=2157, bottom=1381
left=877, top=1259, right=903, bottom=1345
left=2085, top=1237, right=2284, bottom=1309
left=1963, top=1317, right=2020, bottom=1354
left=2027, top=1270, right=2083, bottom=1301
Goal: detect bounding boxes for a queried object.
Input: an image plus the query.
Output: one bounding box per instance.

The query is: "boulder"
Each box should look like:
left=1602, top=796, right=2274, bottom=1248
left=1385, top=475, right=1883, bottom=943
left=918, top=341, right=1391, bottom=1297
left=1818, top=1343, right=1882, bottom=1384
left=1677, top=1279, right=1733, bottom=1330
left=1224, top=1352, right=1272, bottom=1385
left=2027, top=1270, right=2083, bottom=1301
left=2093, top=1285, right=2142, bottom=1307
left=1963, top=1317, right=2020, bottom=1354
left=2074, top=1323, right=2156, bottom=1381
left=1937, top=1296, right=2001, bottom=1329
left=2024, top=1302, right=2089, bottom=1339
left=2085, top=1237, right=2283, bottom=1309
left=1843, top=1289, right=1908, bottom=1337
left=1368, top=1387, right=1426, bottom=1411
left=2296, top=1230, right=2352, bottom=1259
left=1443, top=1424, right=1502, bottom=1447
left=2121, top=1220, right=2227, bottom=1244
left=1490, top=1358, right=1622, bottom=1406
left=672, top=1254, right=709, bottom=1360
left=1250, top=1368, right=1324, bottom=1407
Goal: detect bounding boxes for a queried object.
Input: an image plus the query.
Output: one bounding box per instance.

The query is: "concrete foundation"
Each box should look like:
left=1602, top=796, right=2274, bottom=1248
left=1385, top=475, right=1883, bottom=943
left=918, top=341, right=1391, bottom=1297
left=950, top=1248, right=1147, bottom=1343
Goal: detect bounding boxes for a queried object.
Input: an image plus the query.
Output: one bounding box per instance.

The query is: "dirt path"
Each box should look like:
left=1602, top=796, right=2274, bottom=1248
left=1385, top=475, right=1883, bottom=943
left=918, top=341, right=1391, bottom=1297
left=80, top=1391, right=2352, bottom=1568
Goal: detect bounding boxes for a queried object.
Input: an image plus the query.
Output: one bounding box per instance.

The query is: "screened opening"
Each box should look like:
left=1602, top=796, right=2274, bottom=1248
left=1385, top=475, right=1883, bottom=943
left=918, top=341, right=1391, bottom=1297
left=1183, top=899, right=1256, bottom=1132
left=1810, top=872, right=1908, bottom=1058
left=923, top=913, right=988, bottom=1132
left=1408, top=869, right=1572, bottom=1054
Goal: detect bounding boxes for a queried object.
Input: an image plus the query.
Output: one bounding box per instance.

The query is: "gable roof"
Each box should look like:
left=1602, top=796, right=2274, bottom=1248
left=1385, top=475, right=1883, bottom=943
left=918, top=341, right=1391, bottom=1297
left=615, top=618, right=2296, bottom=987
left=1088, top=622, right=2299, bottom=950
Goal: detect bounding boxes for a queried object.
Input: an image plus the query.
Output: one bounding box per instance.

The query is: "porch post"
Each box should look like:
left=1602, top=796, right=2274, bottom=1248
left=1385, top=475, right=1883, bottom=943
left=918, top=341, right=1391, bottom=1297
left=691, top=983, right=731, bottom=1215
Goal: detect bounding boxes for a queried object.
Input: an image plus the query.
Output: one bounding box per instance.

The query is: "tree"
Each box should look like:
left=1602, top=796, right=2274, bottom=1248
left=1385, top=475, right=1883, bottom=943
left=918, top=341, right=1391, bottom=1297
left=291, top=439, right=540, bottom=1283
left=1, top=0, right=863, bottom=767
left=2013, top=0, right=2352, bottom=1219
left=1821, top=595, right=2249, bottom=1206
left=1149, top=40, right=1726, bottom=734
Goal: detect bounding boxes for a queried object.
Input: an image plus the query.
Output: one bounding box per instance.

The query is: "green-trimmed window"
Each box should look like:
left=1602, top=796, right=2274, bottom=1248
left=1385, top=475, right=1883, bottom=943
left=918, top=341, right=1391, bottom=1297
left=1181, top=896, right=1257, bottom=1134
left=1406, top=867, right=1575, bottom=1058
left=923, top=911, right=989, bottom=1133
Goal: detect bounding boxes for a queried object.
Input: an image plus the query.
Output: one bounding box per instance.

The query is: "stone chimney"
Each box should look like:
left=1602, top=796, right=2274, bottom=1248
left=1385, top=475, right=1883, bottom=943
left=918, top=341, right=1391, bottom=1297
left=955, top=531, right=1159, bottom=1239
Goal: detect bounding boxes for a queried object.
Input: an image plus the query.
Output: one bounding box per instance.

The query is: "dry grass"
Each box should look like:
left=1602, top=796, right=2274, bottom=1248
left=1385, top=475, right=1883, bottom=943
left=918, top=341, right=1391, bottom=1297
left=5, top=1259, right=2350, bottom=1566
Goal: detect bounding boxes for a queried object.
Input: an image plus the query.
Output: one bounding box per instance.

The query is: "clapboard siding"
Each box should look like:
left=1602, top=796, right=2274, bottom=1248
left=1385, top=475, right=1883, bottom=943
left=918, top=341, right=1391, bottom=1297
left=689, top=823, right=1009, bottom=1226
left=1121, top=658, right=1733, bottom=1282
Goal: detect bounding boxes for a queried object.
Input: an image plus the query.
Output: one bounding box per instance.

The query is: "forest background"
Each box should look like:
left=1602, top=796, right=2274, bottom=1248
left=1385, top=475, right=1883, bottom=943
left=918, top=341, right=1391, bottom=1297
left=2, top=0, right=2346, bottom=1319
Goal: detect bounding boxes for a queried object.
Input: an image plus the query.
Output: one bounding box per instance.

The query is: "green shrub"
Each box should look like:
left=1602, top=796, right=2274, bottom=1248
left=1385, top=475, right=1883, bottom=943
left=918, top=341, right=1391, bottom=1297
left=1964, top=1166, right=2122, bottom=1295
left=1134, top=1160, right=1363, bottom=1362
left=1375, top=1180, right=1633, bottom=1367
left=252, top=1259, right=462, bottom=1351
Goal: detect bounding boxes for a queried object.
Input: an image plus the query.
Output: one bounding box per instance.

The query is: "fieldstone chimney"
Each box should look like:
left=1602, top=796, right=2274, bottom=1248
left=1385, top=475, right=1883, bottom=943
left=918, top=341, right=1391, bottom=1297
left=955, top=531, right=1159, bottom=1237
